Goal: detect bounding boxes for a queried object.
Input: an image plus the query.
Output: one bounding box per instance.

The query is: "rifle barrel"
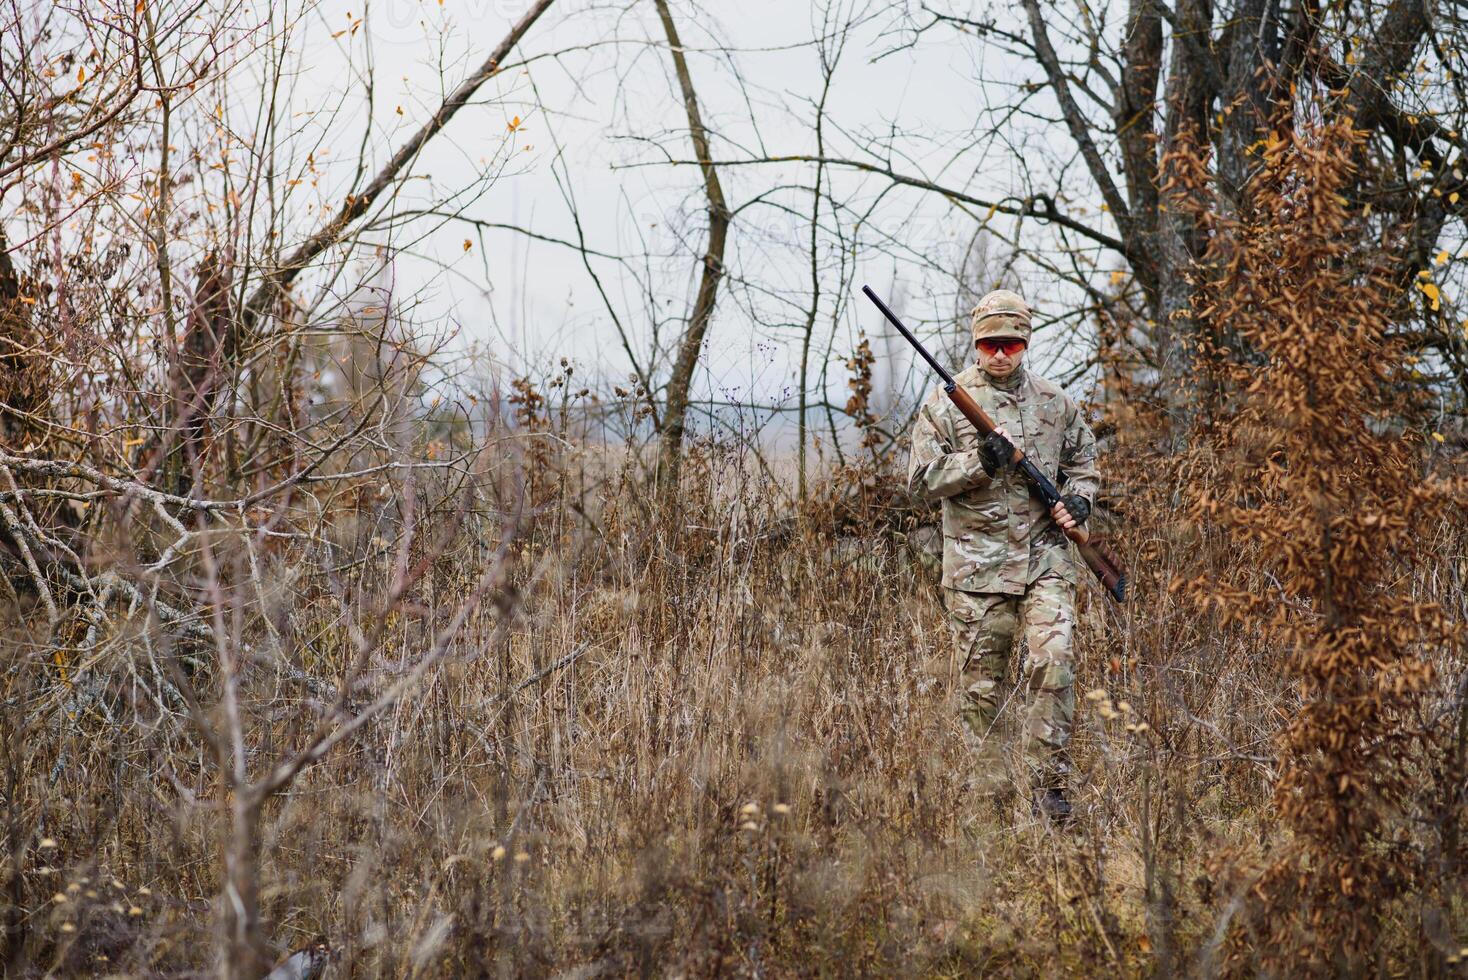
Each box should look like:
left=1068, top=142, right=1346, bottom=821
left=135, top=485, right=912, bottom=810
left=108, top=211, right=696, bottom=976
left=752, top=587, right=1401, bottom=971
left=861, top=284, right=956, bottom=389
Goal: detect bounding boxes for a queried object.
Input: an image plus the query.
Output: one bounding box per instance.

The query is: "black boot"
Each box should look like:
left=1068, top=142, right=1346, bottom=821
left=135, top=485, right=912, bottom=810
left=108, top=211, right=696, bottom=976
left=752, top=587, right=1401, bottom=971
left=1033, top=786, right=1074, bottom=825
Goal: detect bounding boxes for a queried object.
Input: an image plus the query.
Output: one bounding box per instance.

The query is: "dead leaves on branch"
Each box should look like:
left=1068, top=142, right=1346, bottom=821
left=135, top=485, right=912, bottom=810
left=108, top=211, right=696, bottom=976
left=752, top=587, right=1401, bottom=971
left=1165, top=115, right=1463, bottom=971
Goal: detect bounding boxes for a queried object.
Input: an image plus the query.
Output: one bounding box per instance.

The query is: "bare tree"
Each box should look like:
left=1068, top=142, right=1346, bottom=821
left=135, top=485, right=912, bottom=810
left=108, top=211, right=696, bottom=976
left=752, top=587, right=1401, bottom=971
left=637, top=1, right=1468, bottom=426
left=651, top=0, right=730, bottom=498
left=0, top=2, right=564, bottom=974
left=916, top=0, right=1468, bottom=407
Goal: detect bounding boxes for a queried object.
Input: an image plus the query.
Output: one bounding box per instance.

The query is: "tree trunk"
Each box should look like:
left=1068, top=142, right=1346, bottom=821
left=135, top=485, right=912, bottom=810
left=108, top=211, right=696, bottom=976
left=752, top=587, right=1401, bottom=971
left=0, top=228, right=44, bottom=450
left=798, top=88, right=831, bottom=501
left=1153, top=0, right=1214, bottom=434
left=653, top=0, right=729, bottom=500
left=220, top=791, right=268, bottom=980
left=1116, top=0, right=1163, bottom=307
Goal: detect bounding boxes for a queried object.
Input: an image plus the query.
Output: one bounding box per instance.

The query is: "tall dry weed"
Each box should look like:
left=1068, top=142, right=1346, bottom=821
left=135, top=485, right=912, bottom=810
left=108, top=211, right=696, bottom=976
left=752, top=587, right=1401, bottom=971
left=1164, top=116, right=1465, bottom=971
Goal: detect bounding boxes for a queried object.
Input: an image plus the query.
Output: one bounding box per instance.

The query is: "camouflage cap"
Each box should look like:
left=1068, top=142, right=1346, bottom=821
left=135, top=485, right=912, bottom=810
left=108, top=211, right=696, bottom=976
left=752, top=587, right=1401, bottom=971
left=971, top=289, right=1033, bottom=342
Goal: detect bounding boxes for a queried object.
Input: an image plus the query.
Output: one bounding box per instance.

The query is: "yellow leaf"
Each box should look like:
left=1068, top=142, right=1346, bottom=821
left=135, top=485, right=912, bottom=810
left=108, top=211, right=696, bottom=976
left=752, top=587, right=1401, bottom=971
left=1436, top=250, right=1450, bottom=265
left=1431, top=431, right=1445, bottom=442
left=463, top=239, right=472, bottom=252
left=77, top=66, right=86, bottom=83
left=1110, top=270, right=1126, bottom=287
left=1418, top=280, right=1441, bottom=310
left=1451, top=192, right=1461, bottom=204
left=507, top=115, right=521, bottom=132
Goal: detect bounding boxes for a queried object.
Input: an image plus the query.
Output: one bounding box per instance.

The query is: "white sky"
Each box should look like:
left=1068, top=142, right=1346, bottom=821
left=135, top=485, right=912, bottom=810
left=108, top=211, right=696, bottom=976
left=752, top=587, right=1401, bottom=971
left=246, top=0, right=1114, bottom=442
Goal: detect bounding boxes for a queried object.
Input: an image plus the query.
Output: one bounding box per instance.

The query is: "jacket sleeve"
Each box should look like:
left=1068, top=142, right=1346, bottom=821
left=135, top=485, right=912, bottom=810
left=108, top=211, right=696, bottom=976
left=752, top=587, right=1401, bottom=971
left=1058, top=397, right=1100, bottom=505
left=907, top=398, right=992, bottom=501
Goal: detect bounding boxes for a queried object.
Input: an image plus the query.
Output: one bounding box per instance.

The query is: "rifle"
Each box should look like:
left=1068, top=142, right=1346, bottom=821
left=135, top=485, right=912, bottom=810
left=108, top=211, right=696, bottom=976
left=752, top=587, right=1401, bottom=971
left=862, top=284, right=1128, bottom=603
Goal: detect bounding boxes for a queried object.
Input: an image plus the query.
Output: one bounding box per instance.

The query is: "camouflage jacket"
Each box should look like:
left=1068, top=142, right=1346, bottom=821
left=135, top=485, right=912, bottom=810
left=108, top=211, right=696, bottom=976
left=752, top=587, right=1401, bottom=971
left=907, top=364, right=1099, bottom=595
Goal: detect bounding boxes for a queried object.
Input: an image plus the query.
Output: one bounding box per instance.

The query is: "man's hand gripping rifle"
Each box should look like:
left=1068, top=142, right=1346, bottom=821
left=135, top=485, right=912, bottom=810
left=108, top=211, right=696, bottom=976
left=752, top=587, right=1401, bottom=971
left=863, top=285, right=1128, bottom=603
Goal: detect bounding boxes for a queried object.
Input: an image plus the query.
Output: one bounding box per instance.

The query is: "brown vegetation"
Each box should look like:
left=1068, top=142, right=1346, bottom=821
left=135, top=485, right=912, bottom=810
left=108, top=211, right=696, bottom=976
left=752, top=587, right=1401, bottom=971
left=1167, top=116, right=1465, bottom=972
left=3, top=2, right=1466, bottom=977
left=7, top=359, right=1464, bottom=976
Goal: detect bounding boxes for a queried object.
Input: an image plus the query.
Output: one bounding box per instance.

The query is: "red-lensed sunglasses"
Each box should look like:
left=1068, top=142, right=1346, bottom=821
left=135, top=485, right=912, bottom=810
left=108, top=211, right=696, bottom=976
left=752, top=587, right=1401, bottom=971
left=976, top=337, right=1027, bottom=356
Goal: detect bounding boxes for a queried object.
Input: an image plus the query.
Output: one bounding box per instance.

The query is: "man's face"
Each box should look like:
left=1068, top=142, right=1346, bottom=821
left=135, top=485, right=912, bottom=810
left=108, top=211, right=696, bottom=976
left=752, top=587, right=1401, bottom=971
left=975, top=336, right=1027, bottom=378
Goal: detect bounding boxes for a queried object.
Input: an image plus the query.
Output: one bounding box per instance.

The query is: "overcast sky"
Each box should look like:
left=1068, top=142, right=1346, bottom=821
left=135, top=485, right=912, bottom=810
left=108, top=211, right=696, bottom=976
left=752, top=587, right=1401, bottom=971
left=253, top=0, right=1109, bottom=441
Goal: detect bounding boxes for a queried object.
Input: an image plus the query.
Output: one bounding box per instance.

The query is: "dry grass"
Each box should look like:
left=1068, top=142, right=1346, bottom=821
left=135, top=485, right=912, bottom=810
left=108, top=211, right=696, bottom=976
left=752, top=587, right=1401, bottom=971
left=4, top=117, right=1465, bottom=980
left=6, top=417, right=1464, bottom=976
left=4, top=5, right=1466, bottom=974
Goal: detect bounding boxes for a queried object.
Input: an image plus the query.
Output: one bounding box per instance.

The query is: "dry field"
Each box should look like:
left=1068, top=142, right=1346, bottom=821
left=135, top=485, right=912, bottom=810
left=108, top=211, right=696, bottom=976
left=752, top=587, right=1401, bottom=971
left=6, top=1, right=1468, bottom=974
left=5, top=420, right=1465, bottom=976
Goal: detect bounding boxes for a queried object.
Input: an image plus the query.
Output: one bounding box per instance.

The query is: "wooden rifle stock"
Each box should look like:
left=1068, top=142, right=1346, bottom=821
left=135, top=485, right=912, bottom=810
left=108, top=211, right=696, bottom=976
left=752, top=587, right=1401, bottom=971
left=862, top=284, right=1128, bottom=603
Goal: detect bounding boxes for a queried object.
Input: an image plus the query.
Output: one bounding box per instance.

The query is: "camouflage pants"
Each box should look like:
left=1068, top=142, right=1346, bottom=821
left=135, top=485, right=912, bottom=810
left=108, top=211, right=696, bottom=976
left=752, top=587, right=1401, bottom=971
left=944, top=572, right=1076, bottom=786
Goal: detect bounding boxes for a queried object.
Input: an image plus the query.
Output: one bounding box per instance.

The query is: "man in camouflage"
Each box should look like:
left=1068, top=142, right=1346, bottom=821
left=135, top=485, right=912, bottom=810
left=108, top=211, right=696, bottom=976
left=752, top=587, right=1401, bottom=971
left=907, top=289, right=1098, bottom=822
